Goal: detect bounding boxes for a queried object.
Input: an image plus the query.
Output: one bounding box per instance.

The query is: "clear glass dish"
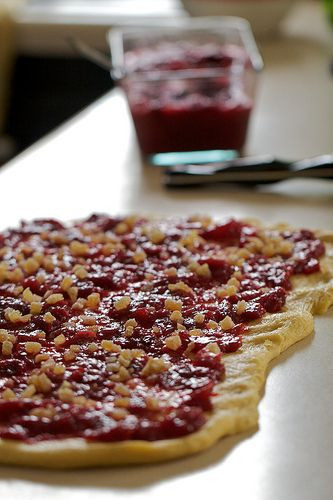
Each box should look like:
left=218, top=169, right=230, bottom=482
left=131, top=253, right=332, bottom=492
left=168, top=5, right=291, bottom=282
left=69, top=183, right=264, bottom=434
left=109, top=18, right=263, bottom=156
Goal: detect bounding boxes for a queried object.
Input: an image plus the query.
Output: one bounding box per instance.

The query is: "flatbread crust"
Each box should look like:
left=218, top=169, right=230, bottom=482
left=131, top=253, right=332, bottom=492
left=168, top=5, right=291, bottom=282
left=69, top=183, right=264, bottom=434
left=0, top=225, right=332, bottom=468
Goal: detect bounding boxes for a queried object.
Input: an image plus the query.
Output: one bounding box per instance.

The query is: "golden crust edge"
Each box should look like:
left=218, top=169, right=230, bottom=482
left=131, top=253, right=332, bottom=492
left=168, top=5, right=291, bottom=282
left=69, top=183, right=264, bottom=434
left=0, top=234, right=332, bottom=469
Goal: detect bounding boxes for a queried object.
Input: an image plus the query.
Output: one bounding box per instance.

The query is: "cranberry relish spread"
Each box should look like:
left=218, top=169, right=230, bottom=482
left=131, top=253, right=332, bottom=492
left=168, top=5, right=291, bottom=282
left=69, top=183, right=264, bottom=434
left=0, top=216, right=324, bottom=442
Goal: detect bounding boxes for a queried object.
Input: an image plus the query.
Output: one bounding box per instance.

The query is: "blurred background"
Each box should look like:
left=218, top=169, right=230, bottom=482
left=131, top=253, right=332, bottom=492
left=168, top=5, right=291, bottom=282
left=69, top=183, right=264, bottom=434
left=0, top=0, right=332, bottom=165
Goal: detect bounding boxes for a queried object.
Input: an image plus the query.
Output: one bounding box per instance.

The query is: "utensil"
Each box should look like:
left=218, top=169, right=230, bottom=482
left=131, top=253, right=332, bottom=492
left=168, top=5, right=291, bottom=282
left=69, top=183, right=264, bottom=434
left=68, top=37, right=113, bottom=73
left=163, top=154, right=333, bottom=186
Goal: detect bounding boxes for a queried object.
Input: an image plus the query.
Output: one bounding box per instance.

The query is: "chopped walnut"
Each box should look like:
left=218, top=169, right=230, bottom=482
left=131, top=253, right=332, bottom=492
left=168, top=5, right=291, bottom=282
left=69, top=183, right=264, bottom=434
left=30, top=301, right=43, bottom=315
left=125, top=319, right=137, bottom=329
left=205, top=342, right=221, bottom=354
left=43, top=311, right=56, bottom=323
left=114, top=296, right=131, bottom=311
left=168, top=281, right=194, bottom=296
left=227, top=277, right=240, bottom=288
left=30, top=373, right=53, bottom=393
left=50, top=232, right=68, bottom=245
left=86, top=292, right=100, bottom=309
left=40, top=358, right=56, bottom=372
left=70, top=344, right=81, bottom=353
left=170, top=310, right=183, bottom=323
left=53, top=363, right=66, bottom=375
left=7, top=267, right=24, bottom=283
left=132, top=250, right=147, bottom=264
left=184, top=342, right=195, bottom=356
left=101, top=340, right=121, bottom=353
left=64, top=350, right=76, bottom=362
left=145, top=396, right=160, bottom=410
left=1, top=388, right=16, bottom=400
left=179, top=230, right=204, bottom=248
left=21, top=384, right=36, bottom=398
left=58, top=384, right=75, bottom=403
left=46, top=293, right=64, bottom=305
left=80, top=315, right=96, bottom=326
left=2, top=340, right=13, bottom=356
left=23, top=287, right=41, bottom=304
left=101, top=242, right=116, bottom=256
left=188, top=260, right=212, bottom=279
left=189, top=328, right=203, bottom=337
left=165, top=267, right=178, bottom=278
left=72, top=298, right=87, bottom=311
left=165, top=334, right=182, bottom=351
left=54, top=334, right=66, bottom=346
left=207, top=320, right=219, bottom=330
left=111, top=366, right=130, bottom=382
left=73, top=264, right=88, bottom=279
left=69, top=240, right=89, bottom=256
left=87, top=342, right=98, bottom=353
left=124, top=326, right=134, bottom=337
left=61, top=276, right=73, bottom=291
left=0, top=329, right=16, bottom=344
left=246, top=236, right=264, bottom=253
left=194, top=313, right=205, bottom=324
left=217, top=285, right=237, bottom=298
left=13, top=285, right=24, bottom=297
left=236, top=300, right=247, bottom=314
left=111, top=408, right=129, bottom=420
left=67, top=286, right=78, bottom=302
left=164, top=298, right=182, bottom=311
left=220, top=315, right=235, bottom=330
left=188, top=214, right=212, bottom=227
left=35, top=353, right=50, bottom=363
left=114, top=397, right=130, bottom=408
left=43, top=257, right=55, bottom=272
left=22, top=257, right=40, bottom=275
left=5, top=308, right=31, bottom=323
left=141, top=357, right=171, bottom=377
left=30, top=406, right=57, bottom=419
left=25, top=342, right=42, bottom=355
left=73, top=396, right=95, bottom=408
left=148, top=228, right=165, bottom=244
left=106, top=361, right=120, bottom=373
left=114, top=383, right=131, bottom=397
left=114, top=222, right=128, bottom=235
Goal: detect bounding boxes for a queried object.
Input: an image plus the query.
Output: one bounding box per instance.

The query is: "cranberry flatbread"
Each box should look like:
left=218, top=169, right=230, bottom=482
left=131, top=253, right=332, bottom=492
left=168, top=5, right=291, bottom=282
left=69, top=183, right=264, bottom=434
left=0, top=215, right=332, bottom=468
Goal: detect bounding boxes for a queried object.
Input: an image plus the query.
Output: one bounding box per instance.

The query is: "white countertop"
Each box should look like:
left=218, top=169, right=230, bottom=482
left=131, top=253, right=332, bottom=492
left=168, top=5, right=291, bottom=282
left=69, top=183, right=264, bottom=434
left=14, top=0, right=185, bottom=55
left=0, top=2, right=333, bottom=498
left=13, top=0, right=333, bottom=56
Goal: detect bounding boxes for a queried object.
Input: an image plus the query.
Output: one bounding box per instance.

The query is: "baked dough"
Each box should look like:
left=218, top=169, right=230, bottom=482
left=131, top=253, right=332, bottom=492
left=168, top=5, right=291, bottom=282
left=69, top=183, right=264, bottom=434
left=0, top=221, right=332, bottom=468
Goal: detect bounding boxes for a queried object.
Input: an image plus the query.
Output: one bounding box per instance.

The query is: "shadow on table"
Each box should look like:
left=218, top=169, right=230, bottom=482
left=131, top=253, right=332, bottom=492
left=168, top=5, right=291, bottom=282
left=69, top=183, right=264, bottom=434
left=0, top=429, right=255, bottom=490
left=163, top=179, right=333, bottom=200
left=258, top=329, right=314, bottom=402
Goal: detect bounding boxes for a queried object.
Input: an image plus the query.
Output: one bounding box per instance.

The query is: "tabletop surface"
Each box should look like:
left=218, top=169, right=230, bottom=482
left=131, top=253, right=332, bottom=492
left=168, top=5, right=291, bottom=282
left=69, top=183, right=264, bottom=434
left=1, top=2, right=333, bottom=499
left=15, top=0, right=185, bottom=55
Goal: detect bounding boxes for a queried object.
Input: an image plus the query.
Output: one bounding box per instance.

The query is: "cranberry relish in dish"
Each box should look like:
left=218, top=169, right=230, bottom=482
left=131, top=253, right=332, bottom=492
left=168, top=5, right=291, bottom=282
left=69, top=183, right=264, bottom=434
left=0, top=215, right=332, bottom=468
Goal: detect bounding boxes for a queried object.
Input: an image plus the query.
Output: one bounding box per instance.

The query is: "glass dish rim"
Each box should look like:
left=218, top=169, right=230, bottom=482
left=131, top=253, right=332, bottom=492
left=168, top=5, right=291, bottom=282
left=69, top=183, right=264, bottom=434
left=108, top=16, right=264, bottom=82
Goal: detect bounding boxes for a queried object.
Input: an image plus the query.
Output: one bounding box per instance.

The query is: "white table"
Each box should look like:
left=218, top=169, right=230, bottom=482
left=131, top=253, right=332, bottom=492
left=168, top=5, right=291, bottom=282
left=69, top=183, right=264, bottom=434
left=15, top=0, right=185, bottom=55
left=0, top=2, right=333, bottom=499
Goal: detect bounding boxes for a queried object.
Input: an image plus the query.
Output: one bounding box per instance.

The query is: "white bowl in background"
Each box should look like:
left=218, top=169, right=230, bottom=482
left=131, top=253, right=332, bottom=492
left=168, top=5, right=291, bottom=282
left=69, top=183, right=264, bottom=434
left=180, top=0, right=294, bottom=38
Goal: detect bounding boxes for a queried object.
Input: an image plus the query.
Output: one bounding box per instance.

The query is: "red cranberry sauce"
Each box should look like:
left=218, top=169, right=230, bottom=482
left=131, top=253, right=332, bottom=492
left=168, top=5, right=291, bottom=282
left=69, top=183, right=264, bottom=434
left=122, top=42, right=253, bottom=154
left=0, top=216, right=324, bottom=442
